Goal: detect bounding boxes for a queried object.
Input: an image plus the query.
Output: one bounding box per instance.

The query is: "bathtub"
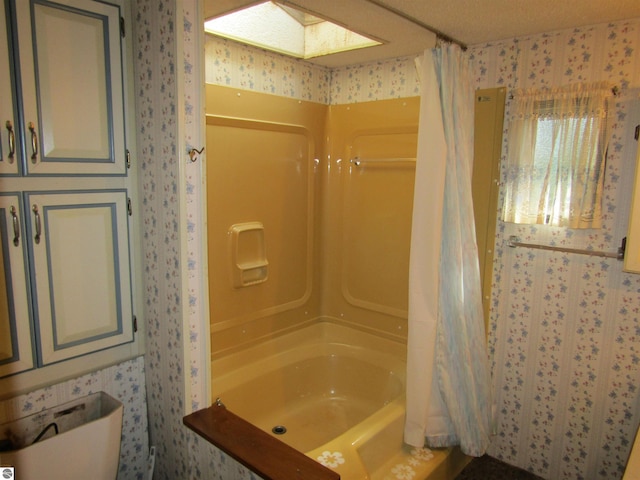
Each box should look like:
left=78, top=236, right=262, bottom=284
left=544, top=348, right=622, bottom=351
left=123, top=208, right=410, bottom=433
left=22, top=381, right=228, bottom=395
left=211, top=320, right=469, bottom=480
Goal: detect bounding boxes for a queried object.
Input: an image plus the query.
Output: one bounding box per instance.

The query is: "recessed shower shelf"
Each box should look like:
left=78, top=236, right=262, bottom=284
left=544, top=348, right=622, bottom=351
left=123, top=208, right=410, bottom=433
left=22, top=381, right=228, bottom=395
left=229, top=222, right=269, bottom=287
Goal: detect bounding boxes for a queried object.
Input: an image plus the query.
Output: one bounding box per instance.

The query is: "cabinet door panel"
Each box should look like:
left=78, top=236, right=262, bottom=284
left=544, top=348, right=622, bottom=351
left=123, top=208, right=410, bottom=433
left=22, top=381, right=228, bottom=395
left=625, top=144, right=640, bottom=273
left=0, top=194, right=34, bottom=377
left=16, top=0, right=126, bottom=176
left=0, top=2, right=20, bottom=175
left=26, top=190, right=133, bottom=365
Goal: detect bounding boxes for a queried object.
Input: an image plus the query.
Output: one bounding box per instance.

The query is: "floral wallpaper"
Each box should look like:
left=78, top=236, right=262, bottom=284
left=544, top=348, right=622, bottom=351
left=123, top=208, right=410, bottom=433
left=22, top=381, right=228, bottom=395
left=132, top=0, right=192, bottom=478
left=468, top=19, right=640, bottom=480
left=328, top=54, right=421, bottom=104
left=204, top=35, right=331, bottom=103
left=204, top=35, right=421, bottom=104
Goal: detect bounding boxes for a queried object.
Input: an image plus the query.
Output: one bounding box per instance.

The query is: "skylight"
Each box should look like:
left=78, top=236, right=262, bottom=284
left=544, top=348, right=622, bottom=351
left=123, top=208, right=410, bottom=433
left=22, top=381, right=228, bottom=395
left=204, top=1, right=382, bottom=60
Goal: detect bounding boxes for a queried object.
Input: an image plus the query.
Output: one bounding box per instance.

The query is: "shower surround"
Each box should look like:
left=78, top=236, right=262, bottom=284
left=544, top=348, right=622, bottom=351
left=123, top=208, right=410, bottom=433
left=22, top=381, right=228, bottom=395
left=197, top=18, right=640, bottom=480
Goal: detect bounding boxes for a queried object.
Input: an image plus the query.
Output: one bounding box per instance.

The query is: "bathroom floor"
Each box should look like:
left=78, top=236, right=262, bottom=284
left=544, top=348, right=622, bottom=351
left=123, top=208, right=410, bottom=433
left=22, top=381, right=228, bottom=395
left=455, top=455, right=544, bottom=480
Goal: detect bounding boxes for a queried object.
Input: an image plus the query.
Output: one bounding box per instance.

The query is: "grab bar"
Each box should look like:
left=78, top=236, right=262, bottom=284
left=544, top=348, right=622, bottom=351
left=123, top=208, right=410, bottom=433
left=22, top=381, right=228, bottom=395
left=507, top=235, right=625, bottom=260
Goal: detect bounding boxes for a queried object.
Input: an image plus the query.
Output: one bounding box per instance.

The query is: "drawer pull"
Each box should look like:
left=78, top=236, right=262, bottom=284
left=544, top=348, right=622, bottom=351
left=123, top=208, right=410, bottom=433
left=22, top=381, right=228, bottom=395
left=10, top=205, right=19, bottom=247
left=5, top=121, right=15, bottom=162
left=28, top=121, right=38, bottom=162
left=32, top=204, right=41, bottom=244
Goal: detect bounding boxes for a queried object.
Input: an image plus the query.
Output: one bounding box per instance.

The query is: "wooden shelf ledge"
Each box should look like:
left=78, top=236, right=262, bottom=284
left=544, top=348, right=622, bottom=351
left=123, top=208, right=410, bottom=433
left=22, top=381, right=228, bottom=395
left=183, top=404, right=340, bottom=480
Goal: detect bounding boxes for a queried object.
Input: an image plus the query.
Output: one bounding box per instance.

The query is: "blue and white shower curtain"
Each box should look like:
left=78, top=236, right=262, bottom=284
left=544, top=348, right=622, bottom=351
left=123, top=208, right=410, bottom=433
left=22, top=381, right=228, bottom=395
left=404, top=44, right=493, bottom=457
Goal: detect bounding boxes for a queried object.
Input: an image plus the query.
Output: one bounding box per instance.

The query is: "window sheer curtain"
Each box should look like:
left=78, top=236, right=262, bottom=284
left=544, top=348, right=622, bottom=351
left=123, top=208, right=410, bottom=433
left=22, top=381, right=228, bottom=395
left=404, top=44, right=493, bottom=457
left=502, top=82, right=612, bottom=228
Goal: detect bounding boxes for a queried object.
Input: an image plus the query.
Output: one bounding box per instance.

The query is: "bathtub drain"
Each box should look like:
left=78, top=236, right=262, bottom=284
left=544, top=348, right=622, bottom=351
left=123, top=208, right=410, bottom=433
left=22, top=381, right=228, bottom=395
left=272, top=425, right=287, bottom=435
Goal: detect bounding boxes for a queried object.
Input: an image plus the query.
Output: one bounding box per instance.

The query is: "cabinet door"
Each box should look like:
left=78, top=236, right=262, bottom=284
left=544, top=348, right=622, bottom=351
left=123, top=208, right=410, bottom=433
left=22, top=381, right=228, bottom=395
left=15, top=0, right=127, bottom=176
left=0, top=1, right=20, bottom=175
left=0, top=194, right=34, bottom=377
left=625, top=143, right=640, bottom=273
left=25, top=190, right=134, bottom=365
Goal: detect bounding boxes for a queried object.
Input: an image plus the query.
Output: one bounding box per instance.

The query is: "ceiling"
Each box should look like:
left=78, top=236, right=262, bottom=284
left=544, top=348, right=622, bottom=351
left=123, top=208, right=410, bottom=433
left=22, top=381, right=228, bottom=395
left=204, top=0, right=640, bottom=67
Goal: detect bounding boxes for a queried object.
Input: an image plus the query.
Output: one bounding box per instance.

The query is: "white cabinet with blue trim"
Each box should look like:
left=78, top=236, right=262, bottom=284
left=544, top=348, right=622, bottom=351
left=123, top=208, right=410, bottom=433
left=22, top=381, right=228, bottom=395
left=0, top=194, right=33, bottom=377
left=1, top=190, right=134, bottom=374
left=0, top=2, right=19, bottom=176
left=26, top=190, right=135, bottom=365
left=3, top=0, right=128, bottom=176
left=0, top=0, right=140, bottom=392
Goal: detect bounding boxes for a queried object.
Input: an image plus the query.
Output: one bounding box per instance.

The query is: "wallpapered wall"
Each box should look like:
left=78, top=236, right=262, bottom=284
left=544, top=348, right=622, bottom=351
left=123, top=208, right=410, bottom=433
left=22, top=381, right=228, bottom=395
left=467, top=20, right=640, bottom=479
left=133, top=0, right=184, bottom=478
left=204, top=35, right=421, bottom=104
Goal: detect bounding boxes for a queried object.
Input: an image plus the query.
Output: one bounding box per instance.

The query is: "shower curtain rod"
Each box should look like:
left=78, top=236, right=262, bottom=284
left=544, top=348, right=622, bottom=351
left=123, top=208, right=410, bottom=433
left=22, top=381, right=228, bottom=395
left=363, top=0, right=467, bottom=50
left=507, top=235, right=625, bottom=260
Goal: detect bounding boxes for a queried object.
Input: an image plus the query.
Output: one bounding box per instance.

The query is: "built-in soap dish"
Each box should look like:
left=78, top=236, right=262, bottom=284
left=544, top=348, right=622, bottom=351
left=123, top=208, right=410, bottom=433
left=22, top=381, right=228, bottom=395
left=228, top=221, right=268, bottom=287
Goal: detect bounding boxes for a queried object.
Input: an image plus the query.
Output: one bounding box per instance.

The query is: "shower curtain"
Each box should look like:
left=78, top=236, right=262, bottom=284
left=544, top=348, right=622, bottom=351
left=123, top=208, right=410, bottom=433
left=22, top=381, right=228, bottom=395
left=404, top=44, right=493, bottom=457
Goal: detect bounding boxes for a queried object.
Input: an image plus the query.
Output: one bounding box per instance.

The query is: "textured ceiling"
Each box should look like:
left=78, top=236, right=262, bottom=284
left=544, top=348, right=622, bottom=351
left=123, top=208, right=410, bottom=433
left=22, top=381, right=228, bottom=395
left=378, top=0, right=640, bottom=45
left=204, top=0, right=640, bottom=67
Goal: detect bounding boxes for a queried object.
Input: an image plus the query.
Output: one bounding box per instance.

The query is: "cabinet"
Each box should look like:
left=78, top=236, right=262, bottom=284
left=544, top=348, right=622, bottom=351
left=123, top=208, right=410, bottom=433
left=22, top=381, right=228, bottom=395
left=1, top=190, right=133, bottom=375
left=3, top=0, right=127, bottom=176
left=0, top=194, right=33, bottom=377
left=625, top=139, right=640, bottom=273
left=0, top=1, right=18, bottom=175
left=0, top=0, right=139, bottom=388
left=26, top=190, right=134, bottom=365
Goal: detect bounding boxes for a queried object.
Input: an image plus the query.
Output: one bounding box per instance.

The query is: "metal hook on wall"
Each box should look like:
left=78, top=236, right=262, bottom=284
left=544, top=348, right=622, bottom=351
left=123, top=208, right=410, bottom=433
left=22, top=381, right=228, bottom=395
left=188, top=147, right=204, bottom=162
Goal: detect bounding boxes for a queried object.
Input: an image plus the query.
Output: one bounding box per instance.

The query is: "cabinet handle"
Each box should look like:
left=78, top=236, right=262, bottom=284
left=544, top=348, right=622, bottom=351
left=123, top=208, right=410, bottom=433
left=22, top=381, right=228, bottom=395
left=32, top=204, right=41, bottom=244
left=10, top=205, right=19, bottom=247
left=5, top=121, right=15, bottom=163
left=28, top=121, right=38, bottom=163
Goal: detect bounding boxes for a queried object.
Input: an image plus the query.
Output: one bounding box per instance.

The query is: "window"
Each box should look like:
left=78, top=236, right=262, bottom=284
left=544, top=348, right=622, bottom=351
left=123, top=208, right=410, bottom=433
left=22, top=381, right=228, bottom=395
left=502, top=82, right=613, bottom=228
left=204, top=1, right=381, bottom=60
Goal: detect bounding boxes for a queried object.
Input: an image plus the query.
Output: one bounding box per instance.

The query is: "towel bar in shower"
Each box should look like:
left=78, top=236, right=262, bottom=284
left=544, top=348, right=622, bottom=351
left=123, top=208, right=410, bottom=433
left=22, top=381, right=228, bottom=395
left=350, top=157, right=415, bottom=166
left=507, top=235, right=625, bottom=260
